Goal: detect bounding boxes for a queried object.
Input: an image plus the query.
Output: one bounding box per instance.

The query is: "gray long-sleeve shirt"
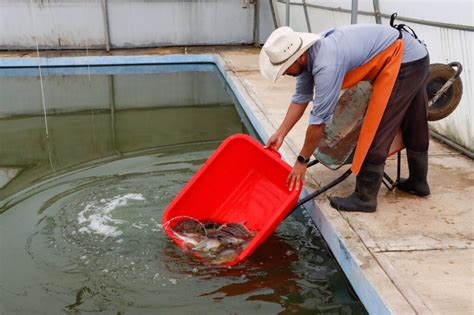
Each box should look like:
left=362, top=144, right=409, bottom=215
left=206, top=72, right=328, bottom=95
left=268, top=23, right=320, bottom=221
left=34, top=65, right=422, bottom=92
left=291, top=24, right=428, bottom=125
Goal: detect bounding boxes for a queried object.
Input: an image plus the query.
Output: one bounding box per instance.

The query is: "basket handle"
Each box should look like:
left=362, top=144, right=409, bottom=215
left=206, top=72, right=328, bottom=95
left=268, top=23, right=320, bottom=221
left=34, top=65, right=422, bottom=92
left=265, top=146, right=281, bottom=158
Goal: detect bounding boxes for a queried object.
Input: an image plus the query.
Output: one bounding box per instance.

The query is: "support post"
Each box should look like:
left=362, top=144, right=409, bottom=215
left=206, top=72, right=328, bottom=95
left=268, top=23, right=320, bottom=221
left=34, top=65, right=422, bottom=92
left=351, top=0, right=358, bottom=24
left=269, top=0, right=279, bottom=28
left=101, top=0, right=111, bottom=51
left=253, top=0, right=260, bottom=47
left=302, top=0, right=311, bottom=32
left=372, top=0, right=382, bottom=24
left=285, top=0, right=290, bottom=26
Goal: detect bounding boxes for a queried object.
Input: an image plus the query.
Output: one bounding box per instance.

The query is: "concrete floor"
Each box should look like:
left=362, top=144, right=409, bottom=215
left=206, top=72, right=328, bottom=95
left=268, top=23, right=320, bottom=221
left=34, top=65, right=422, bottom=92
left=1, top=46, right=473, bottom=314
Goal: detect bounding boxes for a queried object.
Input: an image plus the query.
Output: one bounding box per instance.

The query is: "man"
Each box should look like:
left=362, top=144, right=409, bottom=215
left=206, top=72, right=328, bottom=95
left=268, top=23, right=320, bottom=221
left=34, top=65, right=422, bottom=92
left=260, top=22, right=430, bottom=212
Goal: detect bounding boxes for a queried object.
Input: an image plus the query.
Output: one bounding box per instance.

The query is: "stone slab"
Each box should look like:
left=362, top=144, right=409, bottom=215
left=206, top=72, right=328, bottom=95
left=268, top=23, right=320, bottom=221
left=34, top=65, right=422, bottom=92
left=376, top=249, right=474, bottom=315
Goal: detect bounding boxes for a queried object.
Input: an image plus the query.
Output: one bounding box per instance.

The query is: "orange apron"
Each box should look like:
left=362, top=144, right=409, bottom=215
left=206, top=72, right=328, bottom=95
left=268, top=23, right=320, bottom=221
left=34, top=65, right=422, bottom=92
left=341, top=39, right=404, bottom=175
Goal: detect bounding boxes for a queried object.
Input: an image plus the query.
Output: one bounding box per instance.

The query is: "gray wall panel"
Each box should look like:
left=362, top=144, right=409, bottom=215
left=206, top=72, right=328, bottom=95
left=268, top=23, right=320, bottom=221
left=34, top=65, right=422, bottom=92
left=0, top=0, right=269, bottom=49
left=0, top=0, right=105, bottom=49
left=108, top=0, right=254, bottom=47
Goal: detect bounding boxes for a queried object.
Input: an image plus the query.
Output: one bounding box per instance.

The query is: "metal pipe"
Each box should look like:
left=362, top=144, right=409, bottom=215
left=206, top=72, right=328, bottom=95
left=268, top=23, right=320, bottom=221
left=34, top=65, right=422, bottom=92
left=429, top=130, right=474, bottom=159
left=397, top=151, right=401, bottom=181
left=285, top=0, right=290, bottom=26
left=351, top=0, right=358, bottom=24
left=302, top=0, right=311, bottom=32
left=101, top=0, right=111, bottom=51
left=253, top=0, right=260, bottom=47
left=269, top=0, right=279, bottom=28
left=372, top=0, right=382, bottom=24
left=276, top=0, right=474, bottom=32
left=382, top=173, right=394, bottom=191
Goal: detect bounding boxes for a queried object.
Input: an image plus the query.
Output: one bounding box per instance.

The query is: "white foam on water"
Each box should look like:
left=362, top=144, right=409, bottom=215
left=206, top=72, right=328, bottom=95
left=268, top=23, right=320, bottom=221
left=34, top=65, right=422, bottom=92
left=77, top=193, right=145, bottom=237
left=132, top=223, right=148, bottom=230
left=78, top=227, right=91, bottom=234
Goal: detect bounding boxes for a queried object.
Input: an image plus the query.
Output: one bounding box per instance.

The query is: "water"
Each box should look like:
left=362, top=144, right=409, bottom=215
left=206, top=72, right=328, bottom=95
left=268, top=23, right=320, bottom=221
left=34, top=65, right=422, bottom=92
left=0, top=66, right=366, bottom=314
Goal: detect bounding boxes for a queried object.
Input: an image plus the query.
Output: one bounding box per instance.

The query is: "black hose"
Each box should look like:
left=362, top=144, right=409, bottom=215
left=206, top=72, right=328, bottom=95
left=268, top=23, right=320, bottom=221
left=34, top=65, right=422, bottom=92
left=286, top=168, right=353, bottom=218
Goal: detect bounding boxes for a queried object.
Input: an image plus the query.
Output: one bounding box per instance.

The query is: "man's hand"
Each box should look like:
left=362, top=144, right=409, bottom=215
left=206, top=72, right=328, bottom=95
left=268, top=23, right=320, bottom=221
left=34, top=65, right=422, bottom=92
left=264, top=103, right=309, bottom=151
left=287, top=161, right=307, bottom=191
left=265, top=132, right=284, bottom=150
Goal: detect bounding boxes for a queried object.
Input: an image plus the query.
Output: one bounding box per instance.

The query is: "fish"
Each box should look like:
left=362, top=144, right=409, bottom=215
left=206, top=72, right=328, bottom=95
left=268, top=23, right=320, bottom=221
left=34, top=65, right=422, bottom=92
left=219, top=223, right=255, bottom=240
left=166, top=218, right=257, bottom=264
left=171, top=231, right=202, bottom=247
left=193, top=238, right=222, bottom=252
left=172, top=218, right=204, bottom=234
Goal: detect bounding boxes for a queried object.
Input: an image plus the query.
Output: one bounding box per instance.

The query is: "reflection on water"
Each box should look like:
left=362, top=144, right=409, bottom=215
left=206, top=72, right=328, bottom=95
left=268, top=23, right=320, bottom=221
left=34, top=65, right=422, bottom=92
left=0, top=67, right=366, bottom=314
left=0, top=105, right=245, bottom=205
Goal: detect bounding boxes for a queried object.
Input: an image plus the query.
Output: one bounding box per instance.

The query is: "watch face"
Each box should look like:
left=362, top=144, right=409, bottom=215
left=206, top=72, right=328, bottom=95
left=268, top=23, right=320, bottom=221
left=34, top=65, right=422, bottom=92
left=297, top=155, right=306, bottom=163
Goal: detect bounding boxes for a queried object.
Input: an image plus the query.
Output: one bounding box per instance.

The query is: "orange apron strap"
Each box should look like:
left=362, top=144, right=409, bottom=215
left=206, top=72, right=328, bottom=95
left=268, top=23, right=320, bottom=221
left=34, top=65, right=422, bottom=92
left=341, top=40, right=404, bottom=175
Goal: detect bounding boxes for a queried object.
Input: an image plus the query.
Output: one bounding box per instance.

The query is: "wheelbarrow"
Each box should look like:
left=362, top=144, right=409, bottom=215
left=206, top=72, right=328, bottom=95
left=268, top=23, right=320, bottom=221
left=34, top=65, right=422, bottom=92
left=288, top=61, right=464, bottom=215
left=162, top=61, right=462, bottom=266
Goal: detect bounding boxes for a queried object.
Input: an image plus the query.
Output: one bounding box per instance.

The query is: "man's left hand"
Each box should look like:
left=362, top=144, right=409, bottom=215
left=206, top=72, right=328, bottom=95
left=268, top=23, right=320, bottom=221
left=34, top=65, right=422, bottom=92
left=287, top=162, right=307, bottom=191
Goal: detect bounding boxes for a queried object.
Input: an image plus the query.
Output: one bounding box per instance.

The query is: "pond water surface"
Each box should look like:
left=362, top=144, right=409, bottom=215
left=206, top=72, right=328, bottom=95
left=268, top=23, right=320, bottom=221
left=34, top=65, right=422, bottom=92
left=0, top=65, right=366, bottom=314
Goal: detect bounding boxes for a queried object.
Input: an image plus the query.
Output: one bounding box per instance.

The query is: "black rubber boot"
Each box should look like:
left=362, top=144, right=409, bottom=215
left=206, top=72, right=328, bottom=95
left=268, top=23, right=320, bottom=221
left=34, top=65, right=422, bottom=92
left=396, top=150, right=430, bottom=196
left=329, top=163, right=385, bottom=213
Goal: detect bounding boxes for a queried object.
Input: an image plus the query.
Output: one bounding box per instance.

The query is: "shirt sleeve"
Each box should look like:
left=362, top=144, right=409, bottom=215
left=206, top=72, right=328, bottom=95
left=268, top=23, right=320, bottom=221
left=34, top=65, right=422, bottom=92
left=309, top=65, right=345, bottom=125
left=291, top=70, right=314, bottom=104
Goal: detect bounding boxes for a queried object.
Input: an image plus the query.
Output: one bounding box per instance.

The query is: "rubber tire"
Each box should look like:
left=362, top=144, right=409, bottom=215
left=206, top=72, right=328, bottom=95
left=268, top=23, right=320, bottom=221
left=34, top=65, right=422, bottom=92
left=426, top=63, right=463, bottom=121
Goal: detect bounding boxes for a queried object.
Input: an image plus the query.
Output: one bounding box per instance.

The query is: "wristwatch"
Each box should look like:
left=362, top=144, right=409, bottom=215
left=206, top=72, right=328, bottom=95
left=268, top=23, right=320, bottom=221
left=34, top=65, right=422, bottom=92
left=297, top=154, right=310, bottom=164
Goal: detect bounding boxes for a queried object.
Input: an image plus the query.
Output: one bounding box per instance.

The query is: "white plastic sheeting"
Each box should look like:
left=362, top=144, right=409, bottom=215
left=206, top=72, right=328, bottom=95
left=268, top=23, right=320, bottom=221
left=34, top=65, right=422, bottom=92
left=273, top=0, right=473, bottom=152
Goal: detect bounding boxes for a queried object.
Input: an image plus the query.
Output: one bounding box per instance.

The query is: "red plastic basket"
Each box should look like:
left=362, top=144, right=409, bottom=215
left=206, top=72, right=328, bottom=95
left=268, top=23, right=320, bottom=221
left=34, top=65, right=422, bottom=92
left=162, top=134, right=300, bottom=266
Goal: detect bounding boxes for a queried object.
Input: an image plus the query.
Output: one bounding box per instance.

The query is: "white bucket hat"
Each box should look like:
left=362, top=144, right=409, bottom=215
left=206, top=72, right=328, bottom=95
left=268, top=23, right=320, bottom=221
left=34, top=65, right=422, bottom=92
left=259, top=26, right=320, bottom=82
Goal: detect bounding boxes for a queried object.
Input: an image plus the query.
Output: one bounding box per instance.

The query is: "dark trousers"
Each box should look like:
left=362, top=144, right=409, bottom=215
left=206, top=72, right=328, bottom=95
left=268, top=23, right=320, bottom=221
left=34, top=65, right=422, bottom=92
left=366, top=55, right=430, bottom=164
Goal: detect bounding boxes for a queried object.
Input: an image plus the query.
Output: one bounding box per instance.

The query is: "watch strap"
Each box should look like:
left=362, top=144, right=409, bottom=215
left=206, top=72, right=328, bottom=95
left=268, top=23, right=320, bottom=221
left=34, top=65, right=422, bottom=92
left=297, top=154, right=310, bottom=164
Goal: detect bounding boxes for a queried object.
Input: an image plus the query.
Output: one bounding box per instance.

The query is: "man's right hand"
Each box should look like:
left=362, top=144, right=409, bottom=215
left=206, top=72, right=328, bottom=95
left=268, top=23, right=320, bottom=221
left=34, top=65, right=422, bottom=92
left=264, top=102, right=308, bottom=151
left=265, top=132, right=284, bottom=150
